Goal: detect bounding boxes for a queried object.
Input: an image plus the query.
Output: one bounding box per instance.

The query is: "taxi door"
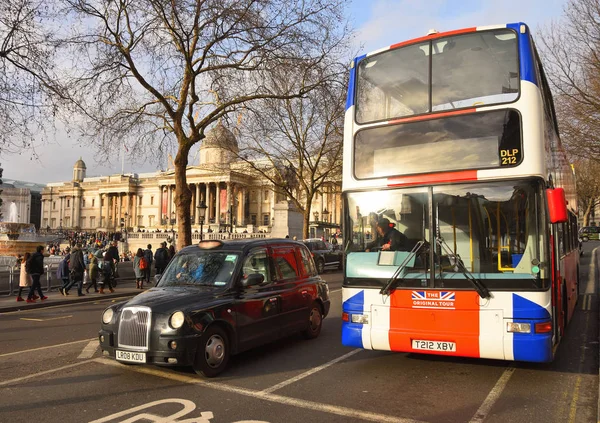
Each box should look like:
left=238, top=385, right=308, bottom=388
left=233, top=247, right=282, bottom=351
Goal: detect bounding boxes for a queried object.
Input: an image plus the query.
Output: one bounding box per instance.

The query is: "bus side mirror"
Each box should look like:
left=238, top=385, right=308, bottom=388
left=547, top=188, right=568, bottom=223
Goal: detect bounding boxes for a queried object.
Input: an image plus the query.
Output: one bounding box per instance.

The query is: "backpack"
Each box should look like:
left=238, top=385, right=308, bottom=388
left=139, top=257, right=148, bottom=270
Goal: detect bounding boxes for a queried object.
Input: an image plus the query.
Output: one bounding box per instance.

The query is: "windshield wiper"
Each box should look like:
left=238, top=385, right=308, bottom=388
left=380, top=241, right=426, bottom=295
left=435, top=236, right=490, bottom=299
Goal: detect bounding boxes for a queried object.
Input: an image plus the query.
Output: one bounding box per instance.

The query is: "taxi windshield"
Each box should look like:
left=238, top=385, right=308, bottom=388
left=158, top=251, right=239, bottom=287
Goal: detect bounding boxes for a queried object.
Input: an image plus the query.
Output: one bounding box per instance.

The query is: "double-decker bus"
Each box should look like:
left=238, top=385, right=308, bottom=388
left=341, top=23, right=579, bottom=362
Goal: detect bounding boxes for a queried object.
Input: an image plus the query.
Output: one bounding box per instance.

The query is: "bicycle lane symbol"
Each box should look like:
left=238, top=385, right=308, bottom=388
left=88, top=398, right=270, bottom=423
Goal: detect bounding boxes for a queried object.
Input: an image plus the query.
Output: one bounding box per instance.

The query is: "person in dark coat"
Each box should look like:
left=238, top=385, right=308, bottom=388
left=154, top=241, right=169, bottom=275
left=26, top=245, right=47, bottom=302
left=66, top=244, right=86, bottom=296
left=366, top=218, right=409, bottom=252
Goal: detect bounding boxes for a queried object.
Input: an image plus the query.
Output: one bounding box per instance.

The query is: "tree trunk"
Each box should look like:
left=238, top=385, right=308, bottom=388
left=303, top=211, right=311, bottom=239
left=174, top=143, right=193, bottom=249
left=584, top=201, right=593, bottom=226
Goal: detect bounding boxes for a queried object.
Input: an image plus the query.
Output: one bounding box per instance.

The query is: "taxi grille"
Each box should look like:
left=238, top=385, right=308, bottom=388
left=118, top=307, right=151, bottom=351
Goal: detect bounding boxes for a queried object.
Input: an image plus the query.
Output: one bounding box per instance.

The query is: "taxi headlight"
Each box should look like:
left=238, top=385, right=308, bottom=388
left=102, top=308, right=114, bottom=324
left=169, top=311, right=185, bottom=329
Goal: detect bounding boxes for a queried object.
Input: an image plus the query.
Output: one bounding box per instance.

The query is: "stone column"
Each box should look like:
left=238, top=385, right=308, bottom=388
left=269, top=189, right=275, bottom=225
left=205, top=183, right=211, bottom=221
left=40, top=200, right=44, bottom=227
left=240, top=188, right=247, bottom=226
left=215, top=182, right=221, bottom=225
left=226, top=182, right=232, bottom=225
left=167, top=185, right=173, bottom=222
left=195, top=184, right=201, bottom=225
left=117, top=193, right=122, bottom=230
left=59, top=196, right=63, bottom=227
left=98, top=193, right=103, bottom=228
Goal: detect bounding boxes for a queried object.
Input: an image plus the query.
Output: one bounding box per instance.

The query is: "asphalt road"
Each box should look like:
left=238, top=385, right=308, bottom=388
left=0, top=247, right=597, bottom=423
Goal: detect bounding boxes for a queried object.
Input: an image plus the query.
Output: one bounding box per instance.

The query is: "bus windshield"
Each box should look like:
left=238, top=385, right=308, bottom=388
left=344, top=179, right=547, bottom=290
left=355, top=28, right=519, bottom=124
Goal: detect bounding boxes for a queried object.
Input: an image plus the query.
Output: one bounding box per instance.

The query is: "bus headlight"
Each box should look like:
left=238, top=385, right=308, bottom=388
left=351, top=314, right=369, bottom=324
left=507, top=322, right=531, bottom=333
left=169, top=311, right=185, bottom=329
left=102, top=308, right=114, bottom=324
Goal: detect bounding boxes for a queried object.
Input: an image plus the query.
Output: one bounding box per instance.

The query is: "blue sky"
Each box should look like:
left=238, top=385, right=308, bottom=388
left=3, top=0, right=568, bottom=184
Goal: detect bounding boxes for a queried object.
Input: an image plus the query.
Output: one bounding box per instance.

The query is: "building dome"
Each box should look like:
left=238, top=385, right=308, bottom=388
left=199, top=121, right=239, bottom=165
left=73, top=157, right=87, bottom=182
left=74, top=157, right=87, bottom=169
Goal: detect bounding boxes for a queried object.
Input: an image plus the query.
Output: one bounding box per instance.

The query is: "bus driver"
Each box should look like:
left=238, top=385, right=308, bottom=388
left=366, top=218, right=409, bottom=252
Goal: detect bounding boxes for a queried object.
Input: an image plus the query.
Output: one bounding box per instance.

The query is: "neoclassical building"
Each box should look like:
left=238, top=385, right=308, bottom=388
left=40, top=124, right=341, bottom=238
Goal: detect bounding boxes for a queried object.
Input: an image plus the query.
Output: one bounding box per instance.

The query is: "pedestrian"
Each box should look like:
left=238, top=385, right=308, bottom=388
left=26, top=245, right=47, bottom=303
left=143, top=244, right=153, bottom=286
left=133, top=248, right=146, bottom=289
left=99, top=249, right=115, bottom=294
left=66, top=244, right=86, bottom=296
left=154, top=241, right=169, bottom=275
left=86, top=252, right=99, bottom=293
left=16, top=252, right=31, bottom=302
left=168, top=245, right=176, bottom=262
left=58, top=252, right=71, bottom=296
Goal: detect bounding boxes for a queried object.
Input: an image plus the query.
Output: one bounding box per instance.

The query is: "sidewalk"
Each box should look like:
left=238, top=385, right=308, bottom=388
left=0, top=278, right=144, bottom=314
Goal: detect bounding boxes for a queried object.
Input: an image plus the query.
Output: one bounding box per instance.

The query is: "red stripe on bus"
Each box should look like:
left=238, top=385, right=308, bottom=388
left=387, top=170, right=478, bottom=187
left=388, top=108, right=477, bottom=125
left=390, top=27, right=477, bottom=50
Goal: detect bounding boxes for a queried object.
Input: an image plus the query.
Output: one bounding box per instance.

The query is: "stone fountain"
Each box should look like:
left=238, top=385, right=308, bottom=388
left=0, top=204, right=57, bottom=257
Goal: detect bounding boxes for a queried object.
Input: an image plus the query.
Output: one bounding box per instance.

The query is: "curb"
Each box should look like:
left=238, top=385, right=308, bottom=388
left=0, top=288, right=140, bottom=314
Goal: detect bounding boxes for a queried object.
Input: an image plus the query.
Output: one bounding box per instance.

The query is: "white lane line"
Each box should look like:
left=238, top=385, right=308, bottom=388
left=78, top=340, right=100, bottom=359
left=20, top=315, right=72, bottom=322
left=0, top=338, right=95, bottom=358
left=262, top=349, right=361, bottom=394
left=95, top=357, right=426, bottom=423
left=0, top=361, right=89, bottom=387
left=0, top=296, right=133, bottom=315
left=469, top=367, right=516, bottom=423
left=585, top=247, right=599, bottom=294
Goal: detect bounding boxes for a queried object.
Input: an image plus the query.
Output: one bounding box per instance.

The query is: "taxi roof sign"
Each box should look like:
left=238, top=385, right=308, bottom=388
left=198, top=240, right=223, bottom=249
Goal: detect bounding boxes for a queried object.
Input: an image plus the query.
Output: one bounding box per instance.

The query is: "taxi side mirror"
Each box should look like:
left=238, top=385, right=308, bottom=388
left=242, top=273, right=264, bottom=287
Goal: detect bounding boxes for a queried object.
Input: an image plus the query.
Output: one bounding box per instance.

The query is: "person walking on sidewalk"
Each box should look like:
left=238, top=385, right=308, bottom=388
left=154, top=241, right=169, bottom=276
left=133, top=248, right=146, bottom=289
left=57, top=252, right=71, bottom=296
left=143, top=244, right=153, bottom=287
left=26, top=245, right=47, bottom=303
left=16, top=252, right=31, bottom=302
left=86, top=252, right=99, bottom=293
left=66, top=244, right=86, bottom=296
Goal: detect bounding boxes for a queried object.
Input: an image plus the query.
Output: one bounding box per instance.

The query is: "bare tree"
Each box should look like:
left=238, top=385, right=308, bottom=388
left=573, top=159, right=600, bottom=225
left=0, top=0, right=66, bottom=157
left=539, top=0, right=600, bottom=158
left=231, top=67, right=346, bottom=238
left=62, top=0, right=350, bottom=248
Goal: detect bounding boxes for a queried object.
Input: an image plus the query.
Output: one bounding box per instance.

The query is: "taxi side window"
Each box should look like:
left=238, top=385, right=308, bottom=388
left=299, top=246, right=317, bottom=277
left=242, top=248, right=271, bottom=284
left=272, top=247, right=299, bottom=281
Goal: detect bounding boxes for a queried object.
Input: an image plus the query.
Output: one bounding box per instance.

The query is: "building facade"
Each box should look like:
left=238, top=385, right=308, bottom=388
left=40, top=124, right=341, bottom=239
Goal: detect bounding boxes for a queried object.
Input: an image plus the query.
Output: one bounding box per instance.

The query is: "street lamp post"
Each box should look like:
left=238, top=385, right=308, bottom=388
left=170, top=211, right=176, bottom=243
left=124, top=212, right=128, bottom=242
left=322, top=209, right=329, bottom=240
left=197, top=201, right=207, bottom=241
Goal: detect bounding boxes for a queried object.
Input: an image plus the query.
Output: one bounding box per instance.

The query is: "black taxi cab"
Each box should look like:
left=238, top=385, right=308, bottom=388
left=98, top=239, right=330, bottom=377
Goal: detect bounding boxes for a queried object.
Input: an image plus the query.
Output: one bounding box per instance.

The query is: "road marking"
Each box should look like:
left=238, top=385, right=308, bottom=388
left=78, top=340, right=100, bottom=359
left=585, top=247, right=599, bottom=294
left=261, top=349, right=361, bottom=394
left=469, top=367, right=515, bottom=423
left=582, top=295, right=592, bottom=311
left=569, top=293, right=591, bottom=423
left=0, top=361, right=89, bottom=387
left=0, top=338, right=95, bottom=358
left=20, top=315, right=72, bottom=322
left=330, top=288, right=342, bottom=294
left=95, top=357, right=427, bottom=423
left=0, top=295, right=133, bottom=315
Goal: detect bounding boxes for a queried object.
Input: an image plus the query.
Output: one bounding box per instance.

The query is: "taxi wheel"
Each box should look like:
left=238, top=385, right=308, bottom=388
left=316, top=259, right=325, bottom=274
left=302, top=302, right=323, bottom=340
left=193, top=326, right=229, bottom=378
